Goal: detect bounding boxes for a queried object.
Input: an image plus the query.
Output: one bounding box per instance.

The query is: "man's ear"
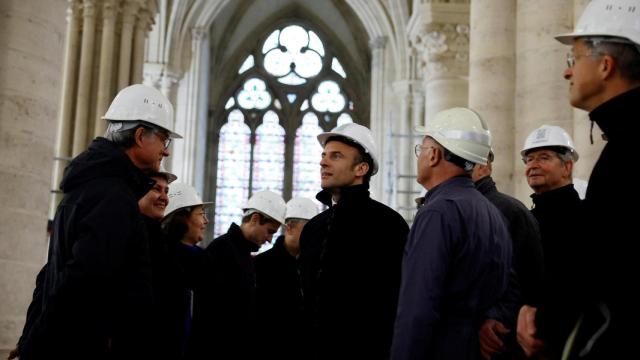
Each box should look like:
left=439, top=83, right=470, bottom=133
left=133, top=127, right=147, bottom=148
left=355, top=161, right=369, bottom=177
left=563, top=159, right=574, bottom=179
left=429, top=146, right=442, bottom=166
left=600, top=55, right=615, bottom=80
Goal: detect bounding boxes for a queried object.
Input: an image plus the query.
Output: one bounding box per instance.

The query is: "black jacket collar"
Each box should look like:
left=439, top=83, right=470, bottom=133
left=316, top=183, right=370, bottom=207
left=589, top=86, right=640, bottom=141
left=474, top=176, right=497, bottom=196
left=228, top=222, right=260, bottom=253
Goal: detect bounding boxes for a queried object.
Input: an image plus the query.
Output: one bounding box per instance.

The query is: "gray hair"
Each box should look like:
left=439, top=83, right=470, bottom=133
left=585, top=37, right=640, bottom=83
left=104, top=121, right=153, bottom=149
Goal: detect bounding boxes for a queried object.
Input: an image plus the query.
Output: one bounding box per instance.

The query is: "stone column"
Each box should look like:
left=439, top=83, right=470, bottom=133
left=172, top=27, right=209, bottom=192
left=93, top=0, right=119, bottom=138
left=71, top=0, right=98, bottom=156
left=117, top=0, right=141, bottom=90
left=132, top=6, right=154, bottom=84
left=368, top=36, right=387, bottom=201
left=50, top=0, right=81, bottom=217
left=571, top=0, right=605, bottom=182
left=0, top=0, right=66, bottom=353
left=409, top=1, right=470, bottom=124
left=469, top=0, right=516, bottom=195
left=514, top=0, right=573, bottom=202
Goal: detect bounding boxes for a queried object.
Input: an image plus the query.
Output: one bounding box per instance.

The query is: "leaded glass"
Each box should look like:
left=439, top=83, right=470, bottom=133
left=238, top=55, right=254, bottom=74
left=332, top=57, right=346, bottom=78
left=278, top=72, right=306, bottom=85
left=252, top=110, right=285, bottom=194
left=263, top=25, right=322, bottom=80
left=293, top=113, right=323, bottom=203
left=311, top=80, right=345, bottom=113
left=308, top=31, right=325, bottom=56
left=214, top=109, right=251, bottom=237
left=262, top=30, right=280, bottom=54
left=225, top=97, right=235, bottom=109
left=237, top=78, right=271, bottom=110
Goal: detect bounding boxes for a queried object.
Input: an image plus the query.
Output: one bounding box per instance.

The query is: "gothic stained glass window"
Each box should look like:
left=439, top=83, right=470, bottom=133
left=252, top=111, right=285, bottom=194
left=293, top=113, right=323, bottom=202
left=214, top=109, right=251, bottom=237
left=213, top=23, right=360, bottom=238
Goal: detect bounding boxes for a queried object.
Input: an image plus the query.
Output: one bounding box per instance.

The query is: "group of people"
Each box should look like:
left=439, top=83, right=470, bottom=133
left=9, top=0, right=639, bottom=359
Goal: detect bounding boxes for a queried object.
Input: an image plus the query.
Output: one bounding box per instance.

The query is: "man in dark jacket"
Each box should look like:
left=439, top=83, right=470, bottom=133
left=255, top=197, right=317, bottom=360
left=472, top=151, right=544, bottom=359
left=205, top=190, right=286, bottom=359
left=15, top=84, right=181, bottom=360
left=391, top=107, right=512, bottom=360
left=551, top=2, right=640, bottom=357
left=298, top=123, right=409, bottom=360
left=517, top=125, right=582, bottom=359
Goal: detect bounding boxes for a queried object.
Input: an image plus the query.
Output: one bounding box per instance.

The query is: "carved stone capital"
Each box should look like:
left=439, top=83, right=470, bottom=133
left=369, top=36, right=388, bottom=50
left=81, top=0, right=97, bottom=18
left=191, top=26, right=209, bottom=42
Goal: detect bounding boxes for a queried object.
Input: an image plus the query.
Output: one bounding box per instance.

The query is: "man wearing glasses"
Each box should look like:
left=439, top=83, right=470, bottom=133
left=14, top=84, right=182, bottom=360
left=518, top=1, right=640, bottom=359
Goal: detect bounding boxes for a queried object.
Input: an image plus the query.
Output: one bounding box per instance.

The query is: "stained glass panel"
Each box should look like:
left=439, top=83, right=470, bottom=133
left=336, top=113, right=353, bottom=127
left=214, top=109, right=251, bottom=237
left=311, top=80, right=345, bottom=113
left=237, top=78, right=271, bottom=109
left=332, top=57, right=346, bottom=78
left=293, top=113, right=323, bottom=204
left=252, top=110, right=285, bottom=195
left=263, top=25, right=322, bottom=80
left=238, top=55, right=254, bottom=74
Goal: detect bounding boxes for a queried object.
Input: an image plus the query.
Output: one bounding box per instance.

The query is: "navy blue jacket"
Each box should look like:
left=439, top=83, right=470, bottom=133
left=391, top=175, right=512, bottom=360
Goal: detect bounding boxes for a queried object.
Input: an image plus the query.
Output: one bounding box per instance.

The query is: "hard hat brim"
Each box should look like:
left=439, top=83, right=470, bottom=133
left=164, top=201, right=213, bottom=219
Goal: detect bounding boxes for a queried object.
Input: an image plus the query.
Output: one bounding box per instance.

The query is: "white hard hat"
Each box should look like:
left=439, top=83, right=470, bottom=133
left=521, top=125, right=579, bottom=162
left=555, top=0, right=640, bottom=46
left=103, top=84, right=182, bottom=138
left=164, top=182, right=212, bottom=218
left=317, top=123, right=379, bottom=175
left=416, top=107, right=492, bottom=165
left=243, top=190, right=286, bottom=224
left=285, top=197, right=318, bottom=221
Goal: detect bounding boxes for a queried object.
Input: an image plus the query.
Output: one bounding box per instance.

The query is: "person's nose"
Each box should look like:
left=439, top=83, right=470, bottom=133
left=563, top=67, right=572, bottom=80
left=159, top=192, right=169, bottom=204
left=162, top=147, right=170, bottom=157
left=320, top=156, right=327, bottom=167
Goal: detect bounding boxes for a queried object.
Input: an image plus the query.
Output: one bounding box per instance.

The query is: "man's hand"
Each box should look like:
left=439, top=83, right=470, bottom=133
left=479, top=318, right=510, bottom=359
left=517, top=305, right=545, bottom=357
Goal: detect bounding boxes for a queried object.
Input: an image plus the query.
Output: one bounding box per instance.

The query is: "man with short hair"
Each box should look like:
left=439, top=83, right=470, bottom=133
left=255, top=197, right=318, bottom=360
left=205, top=190, right=286, bottom=359
left=517, top=125, right=583, bottom=358
left=529, top=2, right=640, bottom=357
left=391, top=107, right=512, bottom=360
left=17, top=84, right=182, bottom=360
left=472, top=151, right=544, bottom=359
left=298, top=123, right=409, bottom=360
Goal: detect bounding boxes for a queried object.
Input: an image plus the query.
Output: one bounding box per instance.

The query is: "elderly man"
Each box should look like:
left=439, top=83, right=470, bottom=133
left=520, top=1, right=640, bottom=358
left=16, top=84, right=181, bottom=360
left=298, top=123, right=409, bottom=360
left=391, top=107, right=512, bottom=360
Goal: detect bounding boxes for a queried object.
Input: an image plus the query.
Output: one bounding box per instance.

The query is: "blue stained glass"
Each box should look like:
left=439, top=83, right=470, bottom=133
left=214, top=109, right=251, bottom=237
left=252, top=110, right=285, bottom=195
left=287, top=94, right=297, bottom=103
left=293, top=113, right=323, bottom=209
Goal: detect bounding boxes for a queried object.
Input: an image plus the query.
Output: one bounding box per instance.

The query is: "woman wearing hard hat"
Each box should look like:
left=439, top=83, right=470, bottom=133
left=161, top=182, right=213, bottom=359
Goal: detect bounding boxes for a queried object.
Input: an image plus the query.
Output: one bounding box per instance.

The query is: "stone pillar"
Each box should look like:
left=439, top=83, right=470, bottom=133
left=132, top=5, right=154, bottom=84
left=514, top=0, right=573, bottom=202
left=0, top=0, right=67, bottom=353
left=571, top=0, right=605, bottom=182
left=409, top=1, right=470, bottom=124
left=50, top=0, right=81, bottom=218
left=368, top=36, right=387, bottom=201
left=469, top=0, right=516, bottom=195
left=172, top=27, right=209, bottom=192
left=71, top=0, right=98, bottom=156
left=93, top=0, right=118, bottom=138
left=117, top=0, right=141, bottom=90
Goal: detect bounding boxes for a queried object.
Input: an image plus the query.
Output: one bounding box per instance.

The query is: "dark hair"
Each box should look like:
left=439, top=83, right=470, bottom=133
left=325, top=135, right=374, bottom=184
left=162, top=207, right=192, bottom=243
left=241, top=211, right=277, bottom=225
left=585, top=38, right=640, bottom=83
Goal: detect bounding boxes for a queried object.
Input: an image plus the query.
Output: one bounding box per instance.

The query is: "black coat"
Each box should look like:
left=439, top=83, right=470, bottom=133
left=255, top=235, right=304, bottom=360
left=530, top=184, right=583, bottom=356
left=298, top=184, right=409, bottom=359
left=204, top=222, right=260, bottom=359
left=20, top=137, right=154, bottom=360
left=568, top=86, right=640, bottom=359
left=476, top=176, right=544, bottom=307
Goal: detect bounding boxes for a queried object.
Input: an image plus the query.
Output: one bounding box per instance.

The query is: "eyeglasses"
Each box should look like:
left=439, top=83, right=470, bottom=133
left=414, top=144, right=435, bottom=158
left=566, top=51, right=602, bottom=68
left=153, top=130, right=172, bottom=149
left=196, top=210, right=209, bottom=220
